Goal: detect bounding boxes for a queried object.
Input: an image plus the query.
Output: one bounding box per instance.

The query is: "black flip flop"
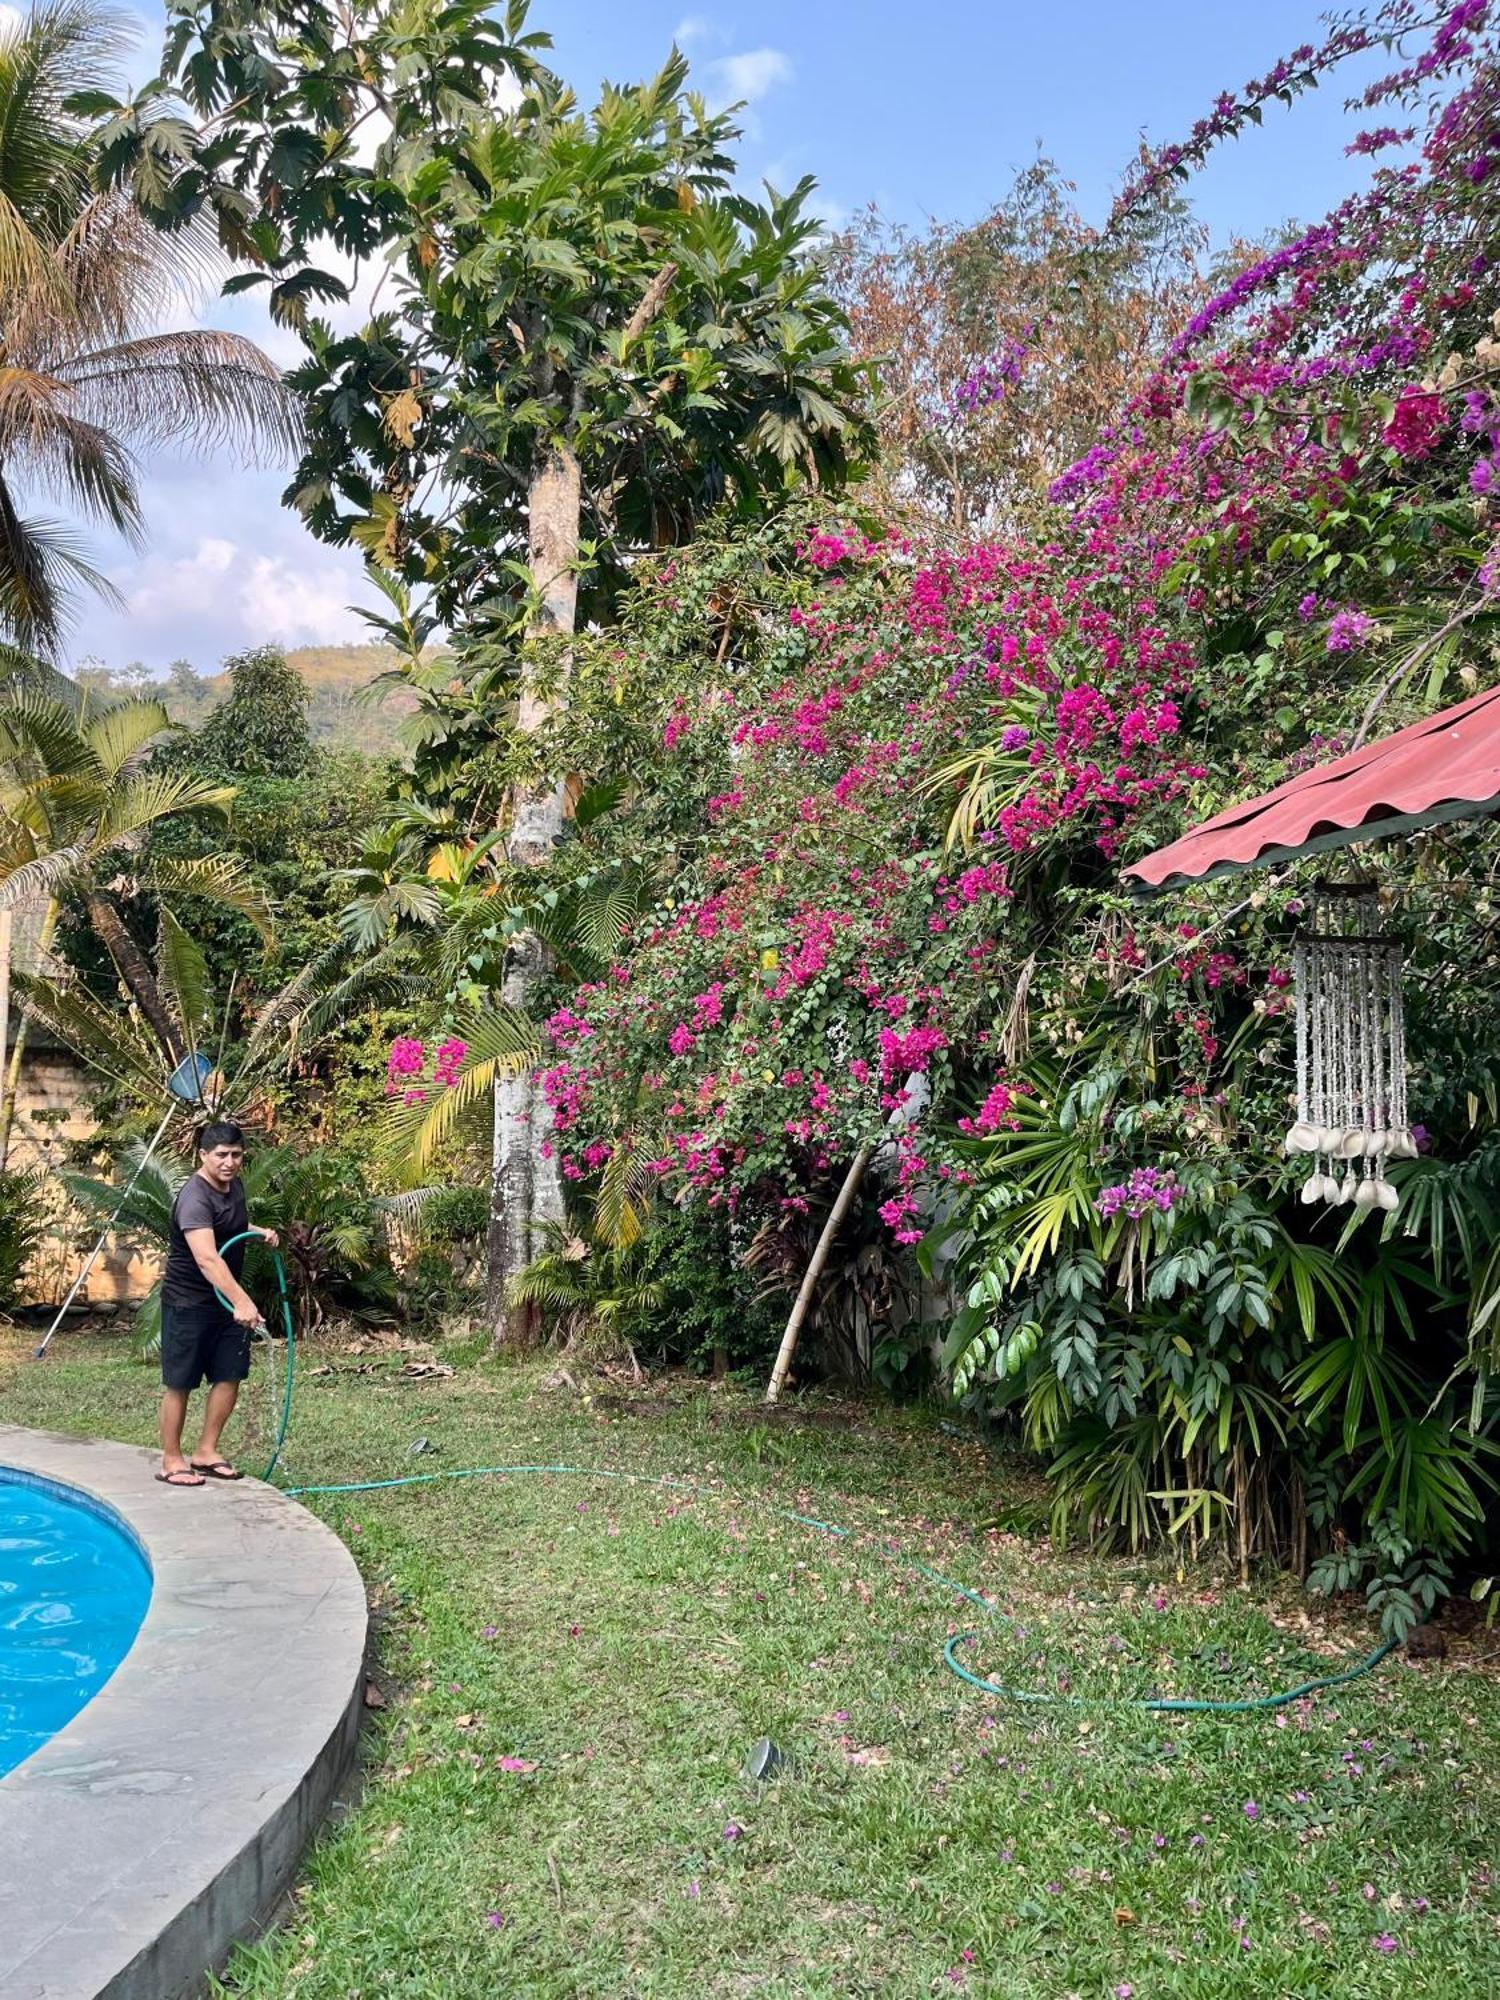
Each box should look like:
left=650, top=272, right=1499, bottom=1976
left=156, top=1467, right=205, bottom=1487
left=190, top=1460, right=244, bottom=1481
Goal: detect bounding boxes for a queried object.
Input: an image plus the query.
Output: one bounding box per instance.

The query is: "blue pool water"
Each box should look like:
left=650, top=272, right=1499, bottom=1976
left=0, top=1472, right=152, bottom=1777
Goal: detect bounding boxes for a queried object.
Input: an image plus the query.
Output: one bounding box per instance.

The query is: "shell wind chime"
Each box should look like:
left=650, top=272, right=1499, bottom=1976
left=1284, top=888, right=1417, bottom=1213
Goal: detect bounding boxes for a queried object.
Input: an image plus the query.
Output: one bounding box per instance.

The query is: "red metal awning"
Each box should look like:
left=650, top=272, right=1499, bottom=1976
left=1124, top=683, right=1500, bottom=894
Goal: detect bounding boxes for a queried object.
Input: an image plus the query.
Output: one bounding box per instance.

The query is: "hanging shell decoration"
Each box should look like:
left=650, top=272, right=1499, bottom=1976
left=1284, top=888, right=1416, bottom=1213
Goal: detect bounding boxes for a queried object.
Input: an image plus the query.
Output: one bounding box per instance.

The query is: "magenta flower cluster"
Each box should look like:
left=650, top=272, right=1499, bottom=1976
left=385, top=1035, right=467, bottom=1104
left=1096, top=1167, right=1180, bottom=1220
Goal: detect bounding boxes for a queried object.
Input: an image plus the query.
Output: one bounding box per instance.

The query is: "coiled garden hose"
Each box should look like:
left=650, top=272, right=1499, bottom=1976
left=213, top=1231, right=296, bottom=1483
left=280, top=1456, right=1399, bottom=1714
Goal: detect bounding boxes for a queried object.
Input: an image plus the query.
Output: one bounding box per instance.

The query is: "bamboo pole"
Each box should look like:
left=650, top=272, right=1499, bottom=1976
left=764, top=1145, right=872, bottom=1407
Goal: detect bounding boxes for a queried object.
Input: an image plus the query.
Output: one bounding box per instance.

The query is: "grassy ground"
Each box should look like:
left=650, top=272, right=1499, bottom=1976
left=5, top=1325, right=1500, bottom=1999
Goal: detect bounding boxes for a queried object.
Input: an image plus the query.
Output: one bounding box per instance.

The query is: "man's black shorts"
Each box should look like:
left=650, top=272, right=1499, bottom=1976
left=160, top=1299, right=250, bottom=1390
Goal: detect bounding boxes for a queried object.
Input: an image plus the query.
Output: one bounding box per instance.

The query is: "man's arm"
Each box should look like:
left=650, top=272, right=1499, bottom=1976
left=184, top=1227, right=261, bottom=1326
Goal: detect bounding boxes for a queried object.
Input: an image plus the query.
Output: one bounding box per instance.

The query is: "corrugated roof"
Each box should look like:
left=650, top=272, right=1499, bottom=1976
left=1123, top=684, right=1500, bottom=893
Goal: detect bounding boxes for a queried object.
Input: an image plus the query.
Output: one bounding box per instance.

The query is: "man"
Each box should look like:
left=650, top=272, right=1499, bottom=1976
left=157, top=1122, right=279, bottom=1487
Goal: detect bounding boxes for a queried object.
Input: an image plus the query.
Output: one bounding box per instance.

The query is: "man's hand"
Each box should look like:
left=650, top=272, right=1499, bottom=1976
left=232, top=1296, right=262, bottom=1329
left=256, top=1227, right=280, bottom=1249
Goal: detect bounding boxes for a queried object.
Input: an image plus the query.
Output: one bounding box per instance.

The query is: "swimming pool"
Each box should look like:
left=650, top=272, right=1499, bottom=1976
left=0, top=1469, right=152, bottom=1777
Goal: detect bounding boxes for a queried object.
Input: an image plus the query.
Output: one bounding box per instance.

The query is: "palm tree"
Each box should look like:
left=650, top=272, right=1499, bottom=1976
left=0, top=0, right=300, bottom=647
left=0, top=681, right=271, bottom=1153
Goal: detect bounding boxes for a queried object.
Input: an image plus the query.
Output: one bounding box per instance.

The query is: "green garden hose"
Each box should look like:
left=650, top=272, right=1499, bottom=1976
left=280, top=1455, right=1400, bottom=1714
left=213, top=1232, right=296, bottom=1483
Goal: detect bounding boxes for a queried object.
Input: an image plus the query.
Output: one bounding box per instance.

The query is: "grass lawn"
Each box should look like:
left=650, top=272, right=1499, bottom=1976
left=5, top=1325, right=1500, bottom=1999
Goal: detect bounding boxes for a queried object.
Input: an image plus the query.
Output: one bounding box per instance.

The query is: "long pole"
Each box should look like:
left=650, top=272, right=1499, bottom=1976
left=764, top=1145, right=872, bottom=1406
left=33, top=1101, right=176, bottom=1359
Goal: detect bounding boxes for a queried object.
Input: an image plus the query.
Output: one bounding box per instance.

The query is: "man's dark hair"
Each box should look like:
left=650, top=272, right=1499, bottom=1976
left=196, top=1121, right=245, bottom=1156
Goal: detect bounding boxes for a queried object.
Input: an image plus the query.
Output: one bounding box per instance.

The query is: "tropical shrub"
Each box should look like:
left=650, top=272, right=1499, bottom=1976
left=0, top=1169, right=47, bottom=1311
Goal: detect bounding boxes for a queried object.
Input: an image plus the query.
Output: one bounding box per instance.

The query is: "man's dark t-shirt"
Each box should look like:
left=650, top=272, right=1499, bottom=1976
left=163, top=1173, right=249, bottom=1309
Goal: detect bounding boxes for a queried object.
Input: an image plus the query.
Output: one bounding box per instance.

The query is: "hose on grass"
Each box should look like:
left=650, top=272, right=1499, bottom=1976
left=279, top=1456, right=1400, bottom=1714
left=213, top=1232, right=295, bottom=1483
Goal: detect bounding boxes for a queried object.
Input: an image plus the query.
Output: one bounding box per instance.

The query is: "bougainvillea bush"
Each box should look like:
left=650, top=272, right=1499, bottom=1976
left=382, top=0, right=1500, bottom=1623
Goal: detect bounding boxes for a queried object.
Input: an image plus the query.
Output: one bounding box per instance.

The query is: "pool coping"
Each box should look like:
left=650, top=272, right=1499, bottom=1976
left=0, top=1425, right=368, bottom=2000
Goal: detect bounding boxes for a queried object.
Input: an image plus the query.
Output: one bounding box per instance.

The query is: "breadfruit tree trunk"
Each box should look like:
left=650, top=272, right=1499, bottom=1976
left=488, top=441, right=579, bottom=1344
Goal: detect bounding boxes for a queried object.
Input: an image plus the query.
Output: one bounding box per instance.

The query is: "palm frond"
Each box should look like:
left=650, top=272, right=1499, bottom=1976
left=54, top=330, right=303, bottom=463
left=156, top=904, right=210, bottom=1052
left=395, top=1005, right=542, bottom=1170
left=0, top=490, right=120, bottom=646
left=80, top=694, right=174, bottom=778
left=241, top=940, right=420, bottom=1074
left=593, top=1140, right=658, bottom=1251
left=0, top=364, right=142, bottom=535
left=0, top=682, right=100, bottom=781
left=95, top=773, right=233, bottom=851
left=0, top=841, right=87, bottom=902
left=142, top=850, right=274, bottom=940
left=11, top=964, right=171, bottom=1097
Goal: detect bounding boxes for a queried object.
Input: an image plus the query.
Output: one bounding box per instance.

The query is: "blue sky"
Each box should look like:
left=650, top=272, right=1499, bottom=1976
left=67, top=2, right=1398, bottom=674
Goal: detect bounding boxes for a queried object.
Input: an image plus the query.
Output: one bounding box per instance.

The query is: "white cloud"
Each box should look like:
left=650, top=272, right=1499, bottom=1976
left=706, top=47, right=793, bottom=109
left=674, top=15, right=719, bottom=47
left=115, top=529, right=371, bottom=660
left=238, top=551, right=372, bottom=648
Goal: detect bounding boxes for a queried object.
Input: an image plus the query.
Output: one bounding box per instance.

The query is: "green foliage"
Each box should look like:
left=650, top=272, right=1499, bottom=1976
left=1308, top=1516, right=1455, bottom=1643
left=635, top=1203, right=783, bottom=1374
left=181, top=644, right=313, bottom=777
left=0, top=1168, right=46, bottom=1310
left=413, top=1184, right=488, bottom=1246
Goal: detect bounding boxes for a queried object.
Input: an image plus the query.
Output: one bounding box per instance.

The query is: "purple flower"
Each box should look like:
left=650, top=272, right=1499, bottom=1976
left=1374, top=1933, right=1400, bottom=1953
left=1097, top=1166, right=1180, bottom=1220
left=1472, top=456, right=1499, bottom=496
left=485, top=1911, right=505, bottom=1929
left=999, top=724, right=1031, bottom=752
left=1326, top=608, right=1376, bottom=653
left=1243, top=1800, right=1260, bottom=1822
left=723, top=1821, right=743, bottom=1843
left=1297, top=592, right=1321, bottom=620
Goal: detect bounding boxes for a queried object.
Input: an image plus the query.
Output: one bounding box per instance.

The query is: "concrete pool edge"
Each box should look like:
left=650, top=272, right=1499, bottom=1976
left=0, top=1425, right=368, bottom=2000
